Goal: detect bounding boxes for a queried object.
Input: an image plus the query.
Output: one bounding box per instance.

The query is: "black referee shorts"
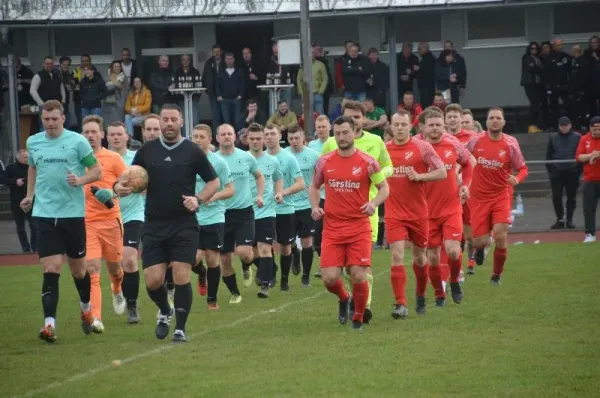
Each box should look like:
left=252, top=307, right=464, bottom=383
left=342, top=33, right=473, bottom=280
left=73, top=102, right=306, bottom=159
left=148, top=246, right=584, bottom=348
left=294, top=208, right=315, bottom=239
left=255, top=217, right=276, bottom=245
left=275, top=213, right=295, bottom=245
left=35, top=217, right=86, bottom=259
left=223, top=206, right=255, bottom=254
left=123, top=220, right=143, bottom=250
left=141, top=217, right=199, bottom=268
left=198, top=223, right=225, bottom=252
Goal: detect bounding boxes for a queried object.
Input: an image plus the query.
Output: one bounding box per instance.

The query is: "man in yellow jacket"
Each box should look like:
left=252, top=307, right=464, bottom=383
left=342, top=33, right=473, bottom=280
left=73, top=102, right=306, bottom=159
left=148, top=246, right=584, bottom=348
left=320, top=100, right=393, bottom=323
left=297, top=54, right=329, bottom=115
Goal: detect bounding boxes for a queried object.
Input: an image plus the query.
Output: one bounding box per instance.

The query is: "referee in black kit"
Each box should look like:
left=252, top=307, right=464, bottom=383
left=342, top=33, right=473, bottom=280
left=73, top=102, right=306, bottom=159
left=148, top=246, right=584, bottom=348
left=114, top=104, right=219, bottom=343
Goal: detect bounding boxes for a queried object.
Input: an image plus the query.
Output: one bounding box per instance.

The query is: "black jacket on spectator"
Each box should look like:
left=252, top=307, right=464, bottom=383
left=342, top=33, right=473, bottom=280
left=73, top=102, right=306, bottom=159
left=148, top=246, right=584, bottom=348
left=316, top=56, right=334, bottom=95
left=341, top=56, right=368, bottom=93
left=397, top=53, right=419, bottom=90
left=236, top=110, right=267, bottom=132
left=0, top=70, right=7, bottom=112
left=59, top=69, right=74, bottom=105
left=17, top=65, right=34, bottom=106
left=267, top=55, right=291, bottom=78
left=202, top=57, right=222, bottom=97
left=1, top=160, right=28, bottom=205
left=546, top=130, right=582, bottom=177
left=149, top=68, right=175, bottom=107
left=365, top=59, right=389, bottom=107
left=37, top=69, right=63, bottom=103
left=584, top=49, right=600, bottom=91
left=570, top=55, right=589, bottom=95
left=417, top=51, right=437, bottom=89
left=520, top=53, right=544, bottom=86
left=438, top=50, right=467, bottom=88
left=174, top=66, right=202, bottom=86
left=546, top=51, right=572, bottom=90
left=80, top=74, right=107, bottom=109
left=242, top=60, right=264, bottom=100
left=216, top=67, right=245, bottom=99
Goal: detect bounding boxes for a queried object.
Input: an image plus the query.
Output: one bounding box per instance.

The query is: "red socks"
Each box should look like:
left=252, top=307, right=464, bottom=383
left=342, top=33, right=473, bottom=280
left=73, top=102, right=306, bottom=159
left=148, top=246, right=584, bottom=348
left=429, top=265, right=444, bottom=298
left=390, top=265, right=407, bottom=305
left=352, top=281, right=368, bottom=322
left=493, top=247, right=507, bottom=277
left=412, top=262, right=429, bottom=297
left=449, top=255, right=462, bottom=283
left=325, top=278, right=350, bottom=302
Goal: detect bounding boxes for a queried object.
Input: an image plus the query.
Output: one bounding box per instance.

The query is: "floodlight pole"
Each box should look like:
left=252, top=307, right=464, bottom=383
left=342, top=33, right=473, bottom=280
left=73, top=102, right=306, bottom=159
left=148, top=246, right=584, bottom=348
left=300, top=0, right=313, bottom=138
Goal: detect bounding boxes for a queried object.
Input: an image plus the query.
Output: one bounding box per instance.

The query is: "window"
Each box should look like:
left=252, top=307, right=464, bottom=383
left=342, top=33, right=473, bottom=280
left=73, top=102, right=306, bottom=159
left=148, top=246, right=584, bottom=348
left=311, top=18, right=359, bottom=47
left=466, top=8, right=526, bottom=41
left=394, top=12, right=442, bottom=43
left=55, top=27, right=112, bottom=55
left=136, top=26, right=194, bottom=49
left=10, top=30, right=28, bottom=57
left=553, top=3, right=600, bottom=35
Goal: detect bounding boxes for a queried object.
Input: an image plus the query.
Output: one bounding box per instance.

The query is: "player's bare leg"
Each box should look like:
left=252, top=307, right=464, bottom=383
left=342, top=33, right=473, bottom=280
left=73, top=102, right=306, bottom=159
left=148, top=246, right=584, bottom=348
left=256, top=242, right=274, bottom=298
left=321, top=267, right=351, bottom=325
left=121, top=246, right=141, bottom=323
left=299, top=236, right=314, bottom=287
left=426, top=247, right=446, bottom=307
left=443, top=239, right=465, bottom=303
left=237, top=245, right=255, bottom=289
left=389, top=241, right=409, bottom=319
left=104, top=260, right=125, bottom=315
left=144, top=262, right=174, bottom=340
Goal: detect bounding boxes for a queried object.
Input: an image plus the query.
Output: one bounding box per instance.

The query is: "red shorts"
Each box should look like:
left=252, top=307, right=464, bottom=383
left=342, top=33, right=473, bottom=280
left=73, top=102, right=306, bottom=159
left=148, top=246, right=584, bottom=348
left=470, top=199, right=512, bottom=238
left=385, top=218, right=429, bottom=248
left=462, top=201, right=471, bottom=226
left=320, top=230, right=372, bottom=268
left=428, top=212, right=463, bottom=248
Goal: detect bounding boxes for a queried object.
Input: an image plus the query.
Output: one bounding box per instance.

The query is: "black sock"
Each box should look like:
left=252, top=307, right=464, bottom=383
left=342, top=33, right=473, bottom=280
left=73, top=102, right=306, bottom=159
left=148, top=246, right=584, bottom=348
left=122, top=271, right=140, bottom=305
left=165, top=267, right=175, bottom=291
left=280, top=254, right=292, bottom=283
left=377, top=223, right=385, bottom=246
left=293, top=246, right=301, bottom=267
left=460, top=240, right=465, bottom=253
left=241, top=259, right=252, bottom=272
left=72, top=271, right=91, bottom=304
left=315, top=246, right=321, bottom=257
left=174, top=283, right=192, bottom=332
left=301, top=248, right=314, bottom=277
left=192, top=261, right=207, bottom=284
left=207, top=266, right=221, bottom=303
left=147, top=284, right=171, bottom=315
left=253, top=257, right=260, bottom=268
left=222, top=274, right=240, bottom=295
left=259, top=257, right=273, bottom=286
left=42, top=272, right=60, bottom=318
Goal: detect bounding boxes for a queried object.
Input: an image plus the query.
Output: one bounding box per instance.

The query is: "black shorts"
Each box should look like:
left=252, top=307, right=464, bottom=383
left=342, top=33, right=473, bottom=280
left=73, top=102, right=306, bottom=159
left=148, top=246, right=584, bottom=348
left=255, top=217, right=276, bottom=245
left=294, top=208, right=315, bottom=239
left=35, top=217, right=86, bottom=259
left=223, top=206, right=255, bottom=253
left=141, top=217, right=199, bottom=268
left=123, top=220, right=143, bottom=249
left=198, top=223, right=225, bottom=252
left=275, top=213, right=295, bottom=245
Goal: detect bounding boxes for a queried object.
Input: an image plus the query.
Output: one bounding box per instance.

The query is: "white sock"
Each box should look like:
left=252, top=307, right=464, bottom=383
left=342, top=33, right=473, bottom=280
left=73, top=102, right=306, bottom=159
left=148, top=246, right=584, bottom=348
left=441, top=281, right=447, bottom=292
left=80, top=302, right=91, bottom=312
left=44, top=317, right=56, bottom=328
left=174, top=328, right=185, bottom=335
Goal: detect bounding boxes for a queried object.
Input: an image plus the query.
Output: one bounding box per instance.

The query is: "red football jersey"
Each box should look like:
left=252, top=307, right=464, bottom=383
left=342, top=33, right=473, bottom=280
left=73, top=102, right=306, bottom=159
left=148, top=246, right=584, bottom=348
left=425, top=135, right=471, bottom=218
left=575, top=133, right=600, bottom=181
left=385, top=138, right=444, bottom=221
left=466, top=132, right=528, bottom=201
left=452, top=129, right=476, bottom=145
left=312, top=150, right=382, bottom=234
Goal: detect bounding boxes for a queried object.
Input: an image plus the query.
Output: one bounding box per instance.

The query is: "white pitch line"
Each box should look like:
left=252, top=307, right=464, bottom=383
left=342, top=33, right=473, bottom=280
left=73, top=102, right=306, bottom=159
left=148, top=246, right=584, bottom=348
left=14, top=291, right=327, bottom=398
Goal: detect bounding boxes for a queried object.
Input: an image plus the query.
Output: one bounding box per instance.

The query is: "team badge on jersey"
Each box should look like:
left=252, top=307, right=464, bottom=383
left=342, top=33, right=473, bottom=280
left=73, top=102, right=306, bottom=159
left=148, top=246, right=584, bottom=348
left=444, top=150, right=452, bottom=158
left=352, top=166, right=362, bottom=176
left=499, top=150, right=506, bottom=158
left=405, top=151, right=413, bottom=160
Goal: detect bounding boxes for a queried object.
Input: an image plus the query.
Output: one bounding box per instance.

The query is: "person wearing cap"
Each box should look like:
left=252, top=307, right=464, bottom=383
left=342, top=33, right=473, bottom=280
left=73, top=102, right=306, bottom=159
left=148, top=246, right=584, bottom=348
left=576, top=116, right=600, bottom=242
left=546, top=116, right=582, bottom=229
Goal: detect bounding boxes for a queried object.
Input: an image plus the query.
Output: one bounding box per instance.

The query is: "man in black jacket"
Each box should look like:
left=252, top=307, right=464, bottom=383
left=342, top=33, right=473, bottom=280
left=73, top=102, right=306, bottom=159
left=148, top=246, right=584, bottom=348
left=396, top=42, right=419, bottom=98
left=202, top=45, right=224, bottom=133
left=569, top=45, right=590, bottom=131
left=547, top=39, right=572, bottom=127
left=149, top=55, right=175, bottom=114
left=546, top=116, right=582, bottom=229
left=1, top=149, right=37, bottom=252
left=365, top=48, right=389, bottom=110
left=341, top=44, right=368, bottom=101
left=216, top=53, right=245, bottom=125
left=241, top=47, right=264, bottom=105
left=417, top=42, right=437, bottom=107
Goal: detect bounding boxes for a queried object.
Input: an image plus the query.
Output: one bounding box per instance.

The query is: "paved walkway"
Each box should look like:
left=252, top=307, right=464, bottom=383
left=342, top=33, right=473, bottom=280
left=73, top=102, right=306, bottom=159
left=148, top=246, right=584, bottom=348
left=0, top=196, right=597, bottom=255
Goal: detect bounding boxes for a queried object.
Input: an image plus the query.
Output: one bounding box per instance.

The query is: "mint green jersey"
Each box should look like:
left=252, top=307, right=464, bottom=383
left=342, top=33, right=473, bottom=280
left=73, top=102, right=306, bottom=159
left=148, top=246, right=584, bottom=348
left=252, top=153, right=282, bottom=219
left=308, top=139, right=328, bottom=199
left=285, top=146, right=319, bottom=210
left=119, top=150, right=145, bottom=223
left=196, top=151, right=232, bottom=225
left=216, top=148, right=258, bottom=210
left=27, top=129, right=96, bottom=218
left=270, top=149, right=302, bottom=215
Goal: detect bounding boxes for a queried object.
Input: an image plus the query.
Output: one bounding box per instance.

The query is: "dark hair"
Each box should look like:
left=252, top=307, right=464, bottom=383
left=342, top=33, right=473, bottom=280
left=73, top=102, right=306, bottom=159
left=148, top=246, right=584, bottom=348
left=110, top=60, right=122, bottom=71
left=363, top=97, right=374, bottom=103
left=108, top=121, right=126, bottom=129
left=368, top=47, right=378, bottom=55
left=160, top=103, right=182, bottom=115
left=265, top=123, right=281, bottom=132
left=59, top=56, right=71, bottom=64
left=487, top=106, right=505, bottom=118
left=247, top=123, right=264, bottom=133
left=462, top=109, right=474, bottom=117
left=403, top=91, right=414, bottom=97
left=121, top=48, right=131, bottom=53
left=287, top=125, right=304, bottom=135
left=277, top=99, right=287, bottom=105
left=81, top=53, right=91, bottom=60
left=44, top=56, right=53, bottom=62
left=247, top=98, right=258, bottom=106
left=224, top=52, right=234, bottom=58
left=342, top=100, right=366, bottom=116
left=212, top=44, right=221, bottom=50
left=142, top=114, right=160, bottom=128
left=333, top=115, right=355, bottom=130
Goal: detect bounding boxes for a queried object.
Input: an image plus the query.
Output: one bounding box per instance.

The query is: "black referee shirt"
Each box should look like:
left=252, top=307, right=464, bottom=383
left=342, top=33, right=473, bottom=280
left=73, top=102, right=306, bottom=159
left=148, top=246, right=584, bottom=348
left=133, top=137, right=217, bottom=221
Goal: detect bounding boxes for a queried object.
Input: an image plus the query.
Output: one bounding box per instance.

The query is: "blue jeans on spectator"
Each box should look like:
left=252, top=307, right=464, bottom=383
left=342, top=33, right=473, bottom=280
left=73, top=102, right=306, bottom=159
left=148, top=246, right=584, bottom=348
left=210, top=96, right=223, bottom=134
left=125, top=114, right=146, bottom=137
left=81, top=107, right=101, bottom=119
left=313, top=93, right=324, bottom=115
left=220, top=98, right=241, bottom=125
left=344, top=92, right=366, bottom=102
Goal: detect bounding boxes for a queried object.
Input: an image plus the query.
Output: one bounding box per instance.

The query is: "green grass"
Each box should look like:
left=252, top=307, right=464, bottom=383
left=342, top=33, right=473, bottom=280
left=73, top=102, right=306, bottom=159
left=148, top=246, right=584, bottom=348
left=1, top=243, right=599, bottom=398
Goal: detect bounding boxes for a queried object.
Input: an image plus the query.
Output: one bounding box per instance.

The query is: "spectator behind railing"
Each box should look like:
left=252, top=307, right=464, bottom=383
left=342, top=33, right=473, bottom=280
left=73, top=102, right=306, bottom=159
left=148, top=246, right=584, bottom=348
left=80, top=65, right=106, bottom=118
left=102, top=60, right=129, bottom=128
left=124, top=77, right=152, bottom=137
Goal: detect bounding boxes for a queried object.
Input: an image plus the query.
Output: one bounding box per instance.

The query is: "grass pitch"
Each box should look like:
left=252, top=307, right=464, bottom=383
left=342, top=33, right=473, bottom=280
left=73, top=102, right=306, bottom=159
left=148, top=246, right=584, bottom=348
left=1, top=243, right=599, bottom=397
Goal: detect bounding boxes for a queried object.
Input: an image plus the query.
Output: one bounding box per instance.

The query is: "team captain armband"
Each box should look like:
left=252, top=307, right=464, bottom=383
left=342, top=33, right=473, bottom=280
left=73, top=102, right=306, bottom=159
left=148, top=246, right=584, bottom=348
left=81, top=153, right=98, bottom=168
